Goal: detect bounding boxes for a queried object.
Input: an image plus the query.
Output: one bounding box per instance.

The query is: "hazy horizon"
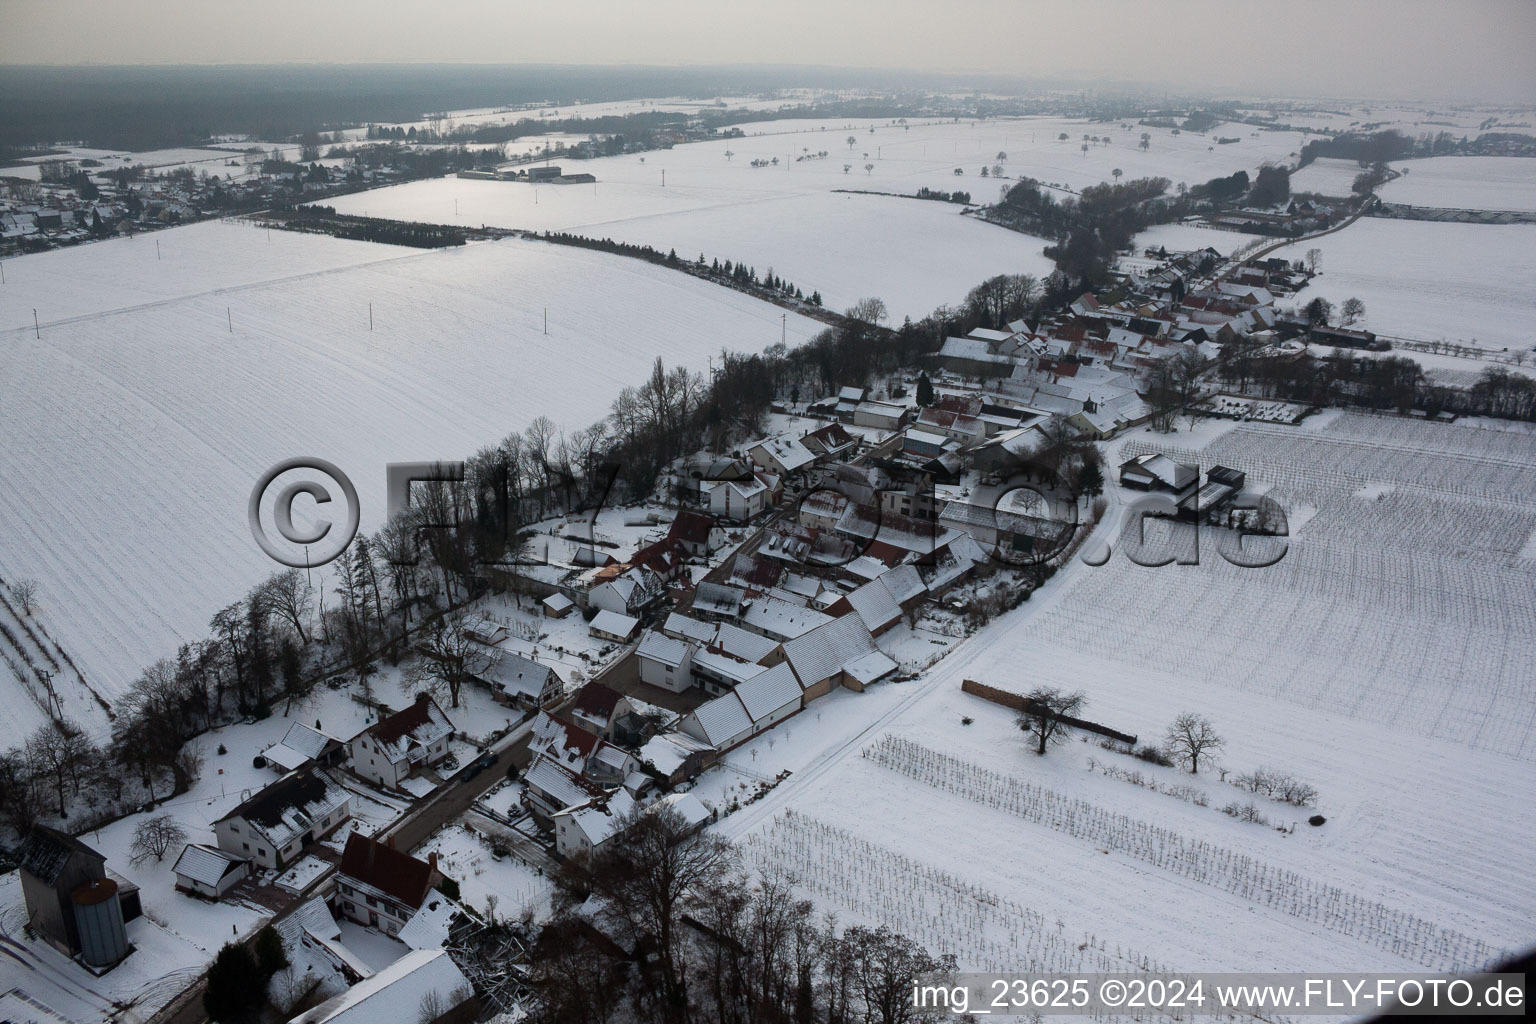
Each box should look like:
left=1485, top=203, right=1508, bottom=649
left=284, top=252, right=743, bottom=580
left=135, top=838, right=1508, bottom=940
left=2, top=0, right=1534, bottom=104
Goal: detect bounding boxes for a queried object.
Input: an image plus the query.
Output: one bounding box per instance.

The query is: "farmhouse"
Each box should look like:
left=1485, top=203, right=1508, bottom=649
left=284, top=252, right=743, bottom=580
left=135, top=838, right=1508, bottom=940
left=349, top=696, right=454, bottom=790
left=478, top=650, right=563, bottom=710
left=335, top=833, right=443, bottom=938
left=1118, top=453, right=1199, bottom=500
left=679, top=662, right=804, bottom=750
left=667, top=509, right=727, bottom=556
left=589, top=609, right=640, bottom=643
left=763, top=613, right=897, bottom=697
left=172, top=844, right=250, bottom=899
left=746, top=433, right=817, bottom=477
left=214, top=769, right=351, bottom=871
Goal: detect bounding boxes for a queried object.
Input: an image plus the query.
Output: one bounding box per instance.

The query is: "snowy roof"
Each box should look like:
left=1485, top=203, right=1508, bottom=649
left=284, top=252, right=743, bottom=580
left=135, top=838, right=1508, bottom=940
left=217, top=769, right=350, bottom=853
left=637, top=731, right=712, bottom=775
left=842, top=576, right=903, bottom=632
left=778, top=613, right=882, bottom=689
left=530, top=710, right=600, bottom=767
left=289, top=949, right=471, bottom=1024
left=172, top=843, right=246, bottom=888
left=740, top=597, right=832, bottom=640
left=589, top=609, right=640, bottom=639
left=844, top=649, right=899, bottom=686
left=749, top=433, right=817, bottom=472
left=652, top=791, right=712, bottom=829
left=692, top=582, right=745, bottom=617
left=734, top=662, right=803, bottom=721
left=397, top=890, right=467, bottom=950
left=558, top=789, right=639, bottom=848
left=636, top=630, right=693, bottom=668
left=523, top=753, right=601, bottom=810
left=684, top=692, right=755, bottom=747
left=542, top=591, right=574, bottom=612
left=712, top=621, right=779, bottom=662
left=279, top=894, right=341, bottom=950
left=692, top=647, right=766, bottom=685
left=843, top=555, right=888, bottom=581
left=480, top=651, right=556, bottom=701
left=264, top=723, right=341, bottom=772
left=663, top=611, right=719, bottom=643
left=365, top=697, right=453, bottom=765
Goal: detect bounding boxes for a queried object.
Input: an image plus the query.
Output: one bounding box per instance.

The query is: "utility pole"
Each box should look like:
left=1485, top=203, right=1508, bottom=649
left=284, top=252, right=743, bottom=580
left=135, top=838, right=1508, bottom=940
left=1, top=261, right=6, bottom=284
left=227, top=307, right=232, bottom=332
left=33, top=309, right=39, bottom=339
left=661, top=169, right=666, bottom=187
left=369, top=303, right=373, bottom=331
left=781, top=312, right=786, bottom=345
left=543, top=308, right=548, bottom=335
left=156, top=239, right=161, bottom=261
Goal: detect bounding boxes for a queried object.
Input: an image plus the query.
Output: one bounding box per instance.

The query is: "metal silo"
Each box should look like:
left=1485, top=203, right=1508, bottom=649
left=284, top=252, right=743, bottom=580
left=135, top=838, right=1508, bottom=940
left=71, top=877, right=128, bottom=968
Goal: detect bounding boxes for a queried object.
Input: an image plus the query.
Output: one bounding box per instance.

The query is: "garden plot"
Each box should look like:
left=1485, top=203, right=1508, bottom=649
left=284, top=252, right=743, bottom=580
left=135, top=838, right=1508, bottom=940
left=718, top=410, right=1535, bottom=979
left=1269, top=219, right=1536, bottom=349
left=1379, top=156, right=1536, bottom=212
left=0, top=229, right=820, bottom=725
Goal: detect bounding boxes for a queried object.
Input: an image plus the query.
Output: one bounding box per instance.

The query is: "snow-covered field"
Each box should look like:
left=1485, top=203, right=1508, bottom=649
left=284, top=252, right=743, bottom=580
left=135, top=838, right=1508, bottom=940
left=1270, top=219, right=1536, bottom=349
left=711, top=411, right=1536, bottom=983
left=1379, top=156, right=1536, bottom=212
left=1290, top=157, right=1369, bottom=197
left=323, top=114, right=1305, bottom=319
left=0, top=221, right=820, bottom=741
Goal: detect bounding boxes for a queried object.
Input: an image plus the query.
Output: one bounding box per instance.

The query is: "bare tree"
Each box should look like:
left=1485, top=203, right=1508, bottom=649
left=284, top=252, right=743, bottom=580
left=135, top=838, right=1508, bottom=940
left=130, top=813, right=189, bottom=865
left=12, top=579, right=39, bottom=616
left=579, top=803, right=738, bottom=1016
left=1018, top=687, right=1086, bottom=755
left=1165, top=712, right=1223, bottom=774
left=846, top=297, right=888, bottom=326
left=259, top=569, right=312, bottom=645
left=1305, top=247, right=1322, bottom=275
left=409, top=613, right=495, bottom=708
left=1341, top=297, right=1366, bottom=325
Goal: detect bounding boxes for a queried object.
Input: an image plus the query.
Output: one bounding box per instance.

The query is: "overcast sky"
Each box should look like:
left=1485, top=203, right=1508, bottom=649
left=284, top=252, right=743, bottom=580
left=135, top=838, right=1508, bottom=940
left=3, top=0, right=1532, bottom=101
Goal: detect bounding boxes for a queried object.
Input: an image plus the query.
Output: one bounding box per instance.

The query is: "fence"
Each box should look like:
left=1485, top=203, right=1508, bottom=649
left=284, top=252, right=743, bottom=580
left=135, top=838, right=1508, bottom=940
left=962, top=679, right=1138, bottom=745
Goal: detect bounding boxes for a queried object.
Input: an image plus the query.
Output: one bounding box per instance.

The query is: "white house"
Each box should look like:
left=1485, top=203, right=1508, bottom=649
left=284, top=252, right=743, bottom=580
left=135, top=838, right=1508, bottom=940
left=213, top=769, right=351, bottom=871
left=348, top=696, right=454, bottom=790
left=709, top=476, right=770, bottom=521
left=853, top=400, right=909, bottom=432
left=635, top=630, right=696, bottom=692
left=172, top=844, right=250, bottom=899
left=746, top=434, right=817, bottom=477
left=588, top=566, right=665, bottom=616
left=335, top=833, right=442, bottom=938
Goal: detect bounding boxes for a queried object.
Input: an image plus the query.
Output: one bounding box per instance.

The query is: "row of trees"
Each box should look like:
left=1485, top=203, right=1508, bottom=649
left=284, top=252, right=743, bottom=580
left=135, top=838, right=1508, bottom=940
left=533, top=805, right=956, bottom=1024
left=991, top=174, right=1179, bottom=286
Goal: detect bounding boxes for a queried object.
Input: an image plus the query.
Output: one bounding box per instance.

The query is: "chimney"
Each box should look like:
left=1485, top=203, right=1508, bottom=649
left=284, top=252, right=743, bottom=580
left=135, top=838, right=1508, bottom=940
left=386, top=834, right=396, bottom=850
left=428, top=851, right=438, bottom=871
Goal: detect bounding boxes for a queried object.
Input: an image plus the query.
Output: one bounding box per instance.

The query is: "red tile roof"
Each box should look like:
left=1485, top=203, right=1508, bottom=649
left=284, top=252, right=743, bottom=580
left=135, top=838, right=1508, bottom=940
left=339, top=833, right=436, bottom=911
